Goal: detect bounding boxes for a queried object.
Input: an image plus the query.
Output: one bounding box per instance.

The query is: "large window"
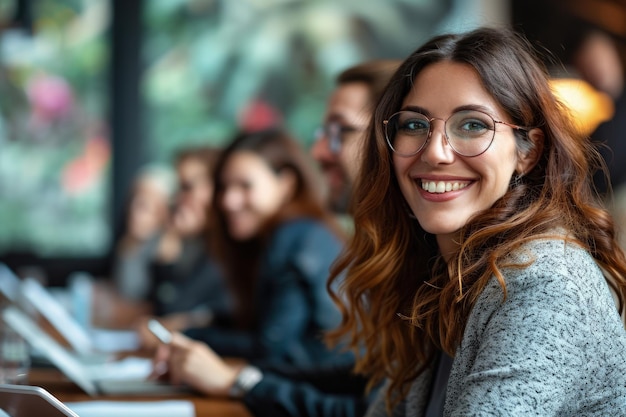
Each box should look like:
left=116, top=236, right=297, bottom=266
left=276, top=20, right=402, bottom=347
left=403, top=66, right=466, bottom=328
left=0, top=0, right=506, bottom=265
left=0, top=0, right=111, bottom=257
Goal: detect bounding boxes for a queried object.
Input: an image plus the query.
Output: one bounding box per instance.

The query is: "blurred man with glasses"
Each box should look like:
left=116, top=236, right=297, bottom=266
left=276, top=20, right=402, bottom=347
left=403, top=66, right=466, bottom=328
left=312, top=60, right=400, bottom=214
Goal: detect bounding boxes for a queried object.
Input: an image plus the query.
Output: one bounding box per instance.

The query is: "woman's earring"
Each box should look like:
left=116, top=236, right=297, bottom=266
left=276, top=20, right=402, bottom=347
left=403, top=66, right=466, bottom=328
left=512, top=171, right=524, bottom=188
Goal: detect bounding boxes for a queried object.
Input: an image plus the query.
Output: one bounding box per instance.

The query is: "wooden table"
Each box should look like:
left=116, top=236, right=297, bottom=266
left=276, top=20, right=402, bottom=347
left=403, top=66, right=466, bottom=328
left=28, top=365, right=253, bottom=417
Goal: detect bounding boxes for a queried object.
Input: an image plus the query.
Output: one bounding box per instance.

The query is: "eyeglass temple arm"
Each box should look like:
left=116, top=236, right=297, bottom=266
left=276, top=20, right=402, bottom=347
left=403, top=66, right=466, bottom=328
left=494, top=119, right=527, bottom=131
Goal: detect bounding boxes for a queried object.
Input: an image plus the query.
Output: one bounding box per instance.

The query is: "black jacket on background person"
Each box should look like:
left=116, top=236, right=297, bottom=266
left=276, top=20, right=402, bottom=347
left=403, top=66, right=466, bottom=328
left=150, top=236, right=233, bottom=318
left=244, top=354, right=375, bottom=417
left=185, top=218, right=344, bottom=366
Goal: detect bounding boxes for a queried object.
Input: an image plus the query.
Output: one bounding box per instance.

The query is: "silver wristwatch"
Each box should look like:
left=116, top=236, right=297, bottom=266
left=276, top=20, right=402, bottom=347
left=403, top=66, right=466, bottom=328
left=229, top=365, right=263, bottom=398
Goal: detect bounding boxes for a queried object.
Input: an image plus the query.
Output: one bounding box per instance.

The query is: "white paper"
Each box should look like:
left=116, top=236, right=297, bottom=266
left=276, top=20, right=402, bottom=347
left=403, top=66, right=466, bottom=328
left=89, top=328, right=140, bottom=353
left=65, top=400, right=195, bottom=417
left=86, top=357, right=153, bottom=381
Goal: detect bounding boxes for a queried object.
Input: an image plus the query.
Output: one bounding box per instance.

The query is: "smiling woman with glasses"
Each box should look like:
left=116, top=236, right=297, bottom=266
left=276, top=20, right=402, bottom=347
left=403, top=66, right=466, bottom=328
left=326, top=27, right=626, bottom=416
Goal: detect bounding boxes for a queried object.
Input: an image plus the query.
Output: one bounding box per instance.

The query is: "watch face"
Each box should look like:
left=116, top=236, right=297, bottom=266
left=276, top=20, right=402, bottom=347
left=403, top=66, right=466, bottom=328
left=229, top=366, right=263, bottom=398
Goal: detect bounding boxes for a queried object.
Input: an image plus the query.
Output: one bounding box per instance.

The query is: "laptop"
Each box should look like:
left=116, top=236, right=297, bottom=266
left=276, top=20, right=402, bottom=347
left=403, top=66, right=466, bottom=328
left=0, top=384, right=79, bottom=417
left=0, top=264, right=23, bottom=305
left=1, top=306, right=188, bottom=397
left=0, top=263, right=139, bottom=356
left=19, top=277, right=94, bottom=355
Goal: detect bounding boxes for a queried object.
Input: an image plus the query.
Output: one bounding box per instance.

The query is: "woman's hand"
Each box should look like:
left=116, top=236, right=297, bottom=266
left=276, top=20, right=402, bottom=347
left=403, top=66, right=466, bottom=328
left=135, top=316, right=163, bottom=351
left=136, top=314, right=201, bottom=351
left=152, top=332, right=240, bottom=397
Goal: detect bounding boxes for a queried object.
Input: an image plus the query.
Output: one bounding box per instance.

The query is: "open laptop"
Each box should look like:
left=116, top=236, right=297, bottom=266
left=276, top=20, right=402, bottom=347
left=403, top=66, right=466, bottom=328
left=2, top=306, right=188, bottom=396
left=19, top=277, right=95, bottom=355
left=0, top=263, right=139, bottom=356
left=0, top=384, right=79, bottom=417
left=0, top=264, right=23, bottom=305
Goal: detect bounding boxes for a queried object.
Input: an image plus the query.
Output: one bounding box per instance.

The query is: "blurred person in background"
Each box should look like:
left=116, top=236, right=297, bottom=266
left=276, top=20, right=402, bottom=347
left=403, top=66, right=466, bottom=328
left=312, top=60, right=401, bottom=215
left=111, top=164, right=176, bottom=302
left=151, top=60, right=398, bottom=417
left=514, top=4, right=626, bottom=249
left=144, top=146, right=233, bottom=332
left=575, top=29, right=626, bottom=252
left=570, top=28, right=625, bottom=192
left=168, top=128, right=345, bottom=366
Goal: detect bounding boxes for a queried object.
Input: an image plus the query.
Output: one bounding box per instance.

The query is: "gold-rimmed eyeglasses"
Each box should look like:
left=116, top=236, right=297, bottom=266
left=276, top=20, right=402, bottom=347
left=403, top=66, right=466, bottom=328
left=383, top=109, right=527, bottom=157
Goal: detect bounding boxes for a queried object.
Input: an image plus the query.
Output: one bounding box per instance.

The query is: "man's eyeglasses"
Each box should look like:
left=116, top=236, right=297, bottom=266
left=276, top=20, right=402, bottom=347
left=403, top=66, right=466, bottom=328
left=315, top=122, right=366, bottom=154
left=383, top=109, right=527, bottom=157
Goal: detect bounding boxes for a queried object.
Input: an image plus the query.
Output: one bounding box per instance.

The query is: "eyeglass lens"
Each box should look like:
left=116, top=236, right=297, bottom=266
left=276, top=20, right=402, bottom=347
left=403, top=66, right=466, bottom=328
left=315, top=123, right=360, bottom=154
left=385, top=110, right=497, bottom=157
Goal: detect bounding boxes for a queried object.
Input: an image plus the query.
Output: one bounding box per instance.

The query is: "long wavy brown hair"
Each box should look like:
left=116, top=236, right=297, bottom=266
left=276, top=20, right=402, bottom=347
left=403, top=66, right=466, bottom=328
left=326, top=27, right=626, bottom=406
left=209, top=128, right=342, bottom=328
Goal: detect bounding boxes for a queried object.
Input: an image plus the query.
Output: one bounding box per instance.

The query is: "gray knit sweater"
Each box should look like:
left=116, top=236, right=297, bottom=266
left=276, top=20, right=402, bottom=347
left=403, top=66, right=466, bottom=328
left=366, top=238, right=626, bottom=416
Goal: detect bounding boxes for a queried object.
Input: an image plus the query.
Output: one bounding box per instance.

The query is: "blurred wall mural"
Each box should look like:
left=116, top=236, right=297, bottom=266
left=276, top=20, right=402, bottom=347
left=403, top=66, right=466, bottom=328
left=0, top=0, right=497, bottom=257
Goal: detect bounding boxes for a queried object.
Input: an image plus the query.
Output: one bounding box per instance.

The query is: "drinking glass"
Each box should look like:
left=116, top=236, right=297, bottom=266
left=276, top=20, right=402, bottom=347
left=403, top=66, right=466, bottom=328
left=0, top=325, right=30, bottom=384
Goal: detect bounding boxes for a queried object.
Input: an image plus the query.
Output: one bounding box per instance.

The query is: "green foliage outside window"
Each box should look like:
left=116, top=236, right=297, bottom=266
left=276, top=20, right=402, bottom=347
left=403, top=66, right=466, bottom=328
left=0, top=0, right=493, bottom=257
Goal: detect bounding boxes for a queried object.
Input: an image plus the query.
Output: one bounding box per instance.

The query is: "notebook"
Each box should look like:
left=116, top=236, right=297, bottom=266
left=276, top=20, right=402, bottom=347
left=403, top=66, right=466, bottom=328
left=1, top=306, right=188, bottom=396
left=0, top=384, right=79, bottom=417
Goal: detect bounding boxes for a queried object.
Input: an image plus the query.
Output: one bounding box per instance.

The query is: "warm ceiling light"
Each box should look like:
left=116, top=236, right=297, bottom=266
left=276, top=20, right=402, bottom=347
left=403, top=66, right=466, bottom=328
left=549, top=78, right=615, bottom=136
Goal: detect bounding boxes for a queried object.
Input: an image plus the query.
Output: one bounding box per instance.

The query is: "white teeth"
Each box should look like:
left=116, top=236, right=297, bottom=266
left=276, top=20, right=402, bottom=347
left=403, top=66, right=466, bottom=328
left=421, top=180, right=468, bottom=194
